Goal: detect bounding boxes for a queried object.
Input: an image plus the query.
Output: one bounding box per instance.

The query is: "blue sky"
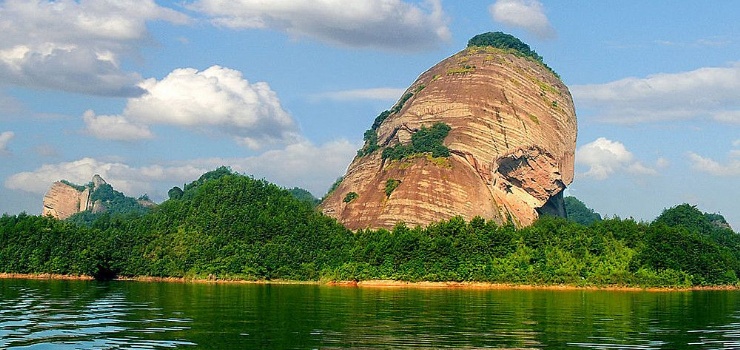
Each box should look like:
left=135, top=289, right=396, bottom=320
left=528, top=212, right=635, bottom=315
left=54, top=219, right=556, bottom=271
left=1, top=0, right=738, bottom=229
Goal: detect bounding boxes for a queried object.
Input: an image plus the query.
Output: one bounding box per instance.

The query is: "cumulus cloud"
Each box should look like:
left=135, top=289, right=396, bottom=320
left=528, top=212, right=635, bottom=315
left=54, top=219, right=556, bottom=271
left=188, top=0, right=450, bottom=51
left=312, top=88, right=405, bottom=101
left=83, top=110, right=153, bottom=141
left=0, top=0, right=188, bottom=96
left=576, top=137, right=659, bottom=180
left=572, top=63, right=740, bottom=124
left=489, top=0, right=555, bottom=40
left=84, top=65, right=300, bottom=149
left=688, top=143, right=740, bottom=177
left=0, top=131, right=14, bottom=154
left=5, top=139, right=358, bottom=200
left=182, top=139, right=359, bottom=196
left=5, top=157, right=207, bottom=198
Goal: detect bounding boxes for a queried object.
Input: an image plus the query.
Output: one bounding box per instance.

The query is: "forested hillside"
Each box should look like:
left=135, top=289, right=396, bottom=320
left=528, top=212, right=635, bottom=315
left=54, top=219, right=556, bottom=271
left=1, top=169, right=737, bottom=287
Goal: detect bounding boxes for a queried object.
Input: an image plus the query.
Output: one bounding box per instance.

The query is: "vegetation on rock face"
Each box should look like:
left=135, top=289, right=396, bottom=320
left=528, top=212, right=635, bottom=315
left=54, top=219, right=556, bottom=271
left=325, top=176, right=344, bottom=198
left=357, top=89, right=420, bottom=158
left=357, top=129, right=380, bottom=157
left=1, top=168, right=737, bottom=288
left=385, top=179, right=401, bottom=197
left=468, top=32, right=542, bottom=61
left=371, top=111, right=392, bottom=132
left=343, top=192, right=359, bottom=203
left=382, top=122, right=451, bottom=161
left=467, top=31, right=558, bottom=78
left=60, top=179, right=87, bottom=192
left=67, top=182, right=150, bottom=227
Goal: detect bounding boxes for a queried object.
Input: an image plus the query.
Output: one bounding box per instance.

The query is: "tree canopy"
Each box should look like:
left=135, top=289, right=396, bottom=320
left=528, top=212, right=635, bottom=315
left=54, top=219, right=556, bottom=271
left=1, top=167, right=737, bottom=288
left=468, top=32, right=543, bottom=62
left=467, top=31, right=558, bottom=77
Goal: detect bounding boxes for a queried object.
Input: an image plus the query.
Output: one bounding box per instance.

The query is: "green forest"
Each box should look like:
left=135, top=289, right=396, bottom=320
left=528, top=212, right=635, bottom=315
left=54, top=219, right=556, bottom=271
left=1, top=168, right=738, bottom=288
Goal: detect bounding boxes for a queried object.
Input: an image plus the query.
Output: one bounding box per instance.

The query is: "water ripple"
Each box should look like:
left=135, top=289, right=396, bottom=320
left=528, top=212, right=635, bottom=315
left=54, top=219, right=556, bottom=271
left=0, top=282, right=194, bottom=349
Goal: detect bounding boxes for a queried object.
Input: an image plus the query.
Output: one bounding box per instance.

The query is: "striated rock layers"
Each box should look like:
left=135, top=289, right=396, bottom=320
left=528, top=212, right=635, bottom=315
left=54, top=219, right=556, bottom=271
left=320, top=44, right=577, bottom=230
left=42, top=175, right=107, bottom=220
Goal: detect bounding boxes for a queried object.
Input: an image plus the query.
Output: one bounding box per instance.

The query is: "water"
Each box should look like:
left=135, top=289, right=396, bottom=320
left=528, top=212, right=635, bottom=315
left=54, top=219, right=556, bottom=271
left=2, top=279, right=740, bottom=349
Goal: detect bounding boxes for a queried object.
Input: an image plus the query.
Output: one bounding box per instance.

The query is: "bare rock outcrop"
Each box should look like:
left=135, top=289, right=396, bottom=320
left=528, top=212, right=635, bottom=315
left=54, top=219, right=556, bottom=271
left=42, top=175, right=107, bottom=220
left=321, top=40, right=577, bottom=230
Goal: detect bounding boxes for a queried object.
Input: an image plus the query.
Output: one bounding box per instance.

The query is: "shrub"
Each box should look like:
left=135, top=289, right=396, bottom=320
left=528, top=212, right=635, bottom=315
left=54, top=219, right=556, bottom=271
left=343, top=192, right=359, bottom=203
left=385, top=179, right=401, bottom=197
left=357, top=129, right=380, bottom=157
left=382, top=122, right=451, bottom=161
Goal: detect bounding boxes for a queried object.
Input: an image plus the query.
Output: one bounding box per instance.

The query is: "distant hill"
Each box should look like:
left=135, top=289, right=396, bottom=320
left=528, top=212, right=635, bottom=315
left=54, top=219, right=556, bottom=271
left=288, top=187, right=320, bottom=206
left=42, top=175, right=152, bottom=224
left=564, top=196, right=602, bottom=226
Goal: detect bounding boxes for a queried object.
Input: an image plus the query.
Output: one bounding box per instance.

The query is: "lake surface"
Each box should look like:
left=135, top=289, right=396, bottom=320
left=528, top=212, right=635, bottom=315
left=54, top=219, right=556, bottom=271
left=2, top=279, right=740, bottom=349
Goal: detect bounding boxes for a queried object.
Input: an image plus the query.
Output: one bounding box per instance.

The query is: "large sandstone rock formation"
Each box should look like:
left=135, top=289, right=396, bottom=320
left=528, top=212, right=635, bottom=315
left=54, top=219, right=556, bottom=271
left=321, top=41, right=577, bottom=230
left=42, top=175, right=107, bottom=219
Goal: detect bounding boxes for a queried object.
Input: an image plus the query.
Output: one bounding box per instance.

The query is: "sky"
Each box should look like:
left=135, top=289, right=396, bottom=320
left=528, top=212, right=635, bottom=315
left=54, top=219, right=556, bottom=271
left=1, top=0, right=738, bottom=229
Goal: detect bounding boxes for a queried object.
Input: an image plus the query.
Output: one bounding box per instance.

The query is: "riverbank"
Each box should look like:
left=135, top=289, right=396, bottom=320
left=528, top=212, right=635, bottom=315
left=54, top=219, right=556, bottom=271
left=3, top=273, right=739, bottom=291
left=0, top=273, right=94, bottom=281
left=341, top=279, right=740, bottom=292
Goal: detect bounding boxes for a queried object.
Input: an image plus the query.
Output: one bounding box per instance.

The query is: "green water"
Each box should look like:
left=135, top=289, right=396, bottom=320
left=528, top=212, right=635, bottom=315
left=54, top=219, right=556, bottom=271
left=1, top=279, right=740, bottom=349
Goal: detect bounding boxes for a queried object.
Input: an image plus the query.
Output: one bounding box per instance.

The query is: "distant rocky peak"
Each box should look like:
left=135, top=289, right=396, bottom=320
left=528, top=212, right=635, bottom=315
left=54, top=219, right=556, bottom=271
left=91, top=174, right=107, bottom=190
left=42, top=175, right=108, bottom=220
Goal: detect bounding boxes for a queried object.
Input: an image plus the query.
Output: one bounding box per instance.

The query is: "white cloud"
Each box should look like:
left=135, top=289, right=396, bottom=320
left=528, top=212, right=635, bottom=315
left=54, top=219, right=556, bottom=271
left=184, top=139, right=359, bottom=196
left=688, top=147, right=740, bottom=177
left=0, top=0, right=188, bottom=96
left=0, top=131, right=14, bottom=154
left=489, top=0, right=555, bottom=40
left=714, top=111, right=740, bottom=124
left=576, top=137, right=659, bottom=180
left=5, top=157, right=206, bottom=198
left=84, top=65, right=300, bottom=149
left=312, top=88, right=405, bottom=101
left=189, top=0, right=450, bottom=52
left=5, top=139, right=358, bottom=200
left=656, top=37, right=731, bottom=48
left=656, top=157, right=670, bottom=169
left=627, top=162, right=658, bottom=176
left=572, top=63, right=740, bottom=124
left=83, top=110, right=153, bottom=141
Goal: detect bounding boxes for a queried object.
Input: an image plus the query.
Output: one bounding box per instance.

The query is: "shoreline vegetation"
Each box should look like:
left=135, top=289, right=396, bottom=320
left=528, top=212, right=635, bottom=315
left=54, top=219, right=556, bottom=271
left=2, top=168, right=739, bottom=290
left=2, top=273, right=739, bottom=292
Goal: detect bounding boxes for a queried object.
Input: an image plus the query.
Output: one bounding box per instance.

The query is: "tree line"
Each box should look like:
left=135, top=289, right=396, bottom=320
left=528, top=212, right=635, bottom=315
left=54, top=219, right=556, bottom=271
left=1, top=169, right=737, bottom=287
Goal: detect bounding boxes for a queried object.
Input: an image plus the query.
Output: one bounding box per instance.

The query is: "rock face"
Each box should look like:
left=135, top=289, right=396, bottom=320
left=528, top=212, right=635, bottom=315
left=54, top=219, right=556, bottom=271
left=320, top=44, right=577, bottom=230
left=42, top=175, right=107, bottom=220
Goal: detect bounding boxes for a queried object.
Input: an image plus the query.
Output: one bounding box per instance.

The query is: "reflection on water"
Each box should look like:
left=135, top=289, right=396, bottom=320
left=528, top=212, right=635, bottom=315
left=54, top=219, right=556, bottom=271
left=2, top=280, right=740, bottom=349
left=0, top=280, right=194, bottom=349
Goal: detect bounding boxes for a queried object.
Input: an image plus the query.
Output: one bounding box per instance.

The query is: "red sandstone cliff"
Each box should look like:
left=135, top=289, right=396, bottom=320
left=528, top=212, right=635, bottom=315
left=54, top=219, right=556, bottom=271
left=42, top=174, right=107, bottom=220
left=320, top=45, right=577, bottom=230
